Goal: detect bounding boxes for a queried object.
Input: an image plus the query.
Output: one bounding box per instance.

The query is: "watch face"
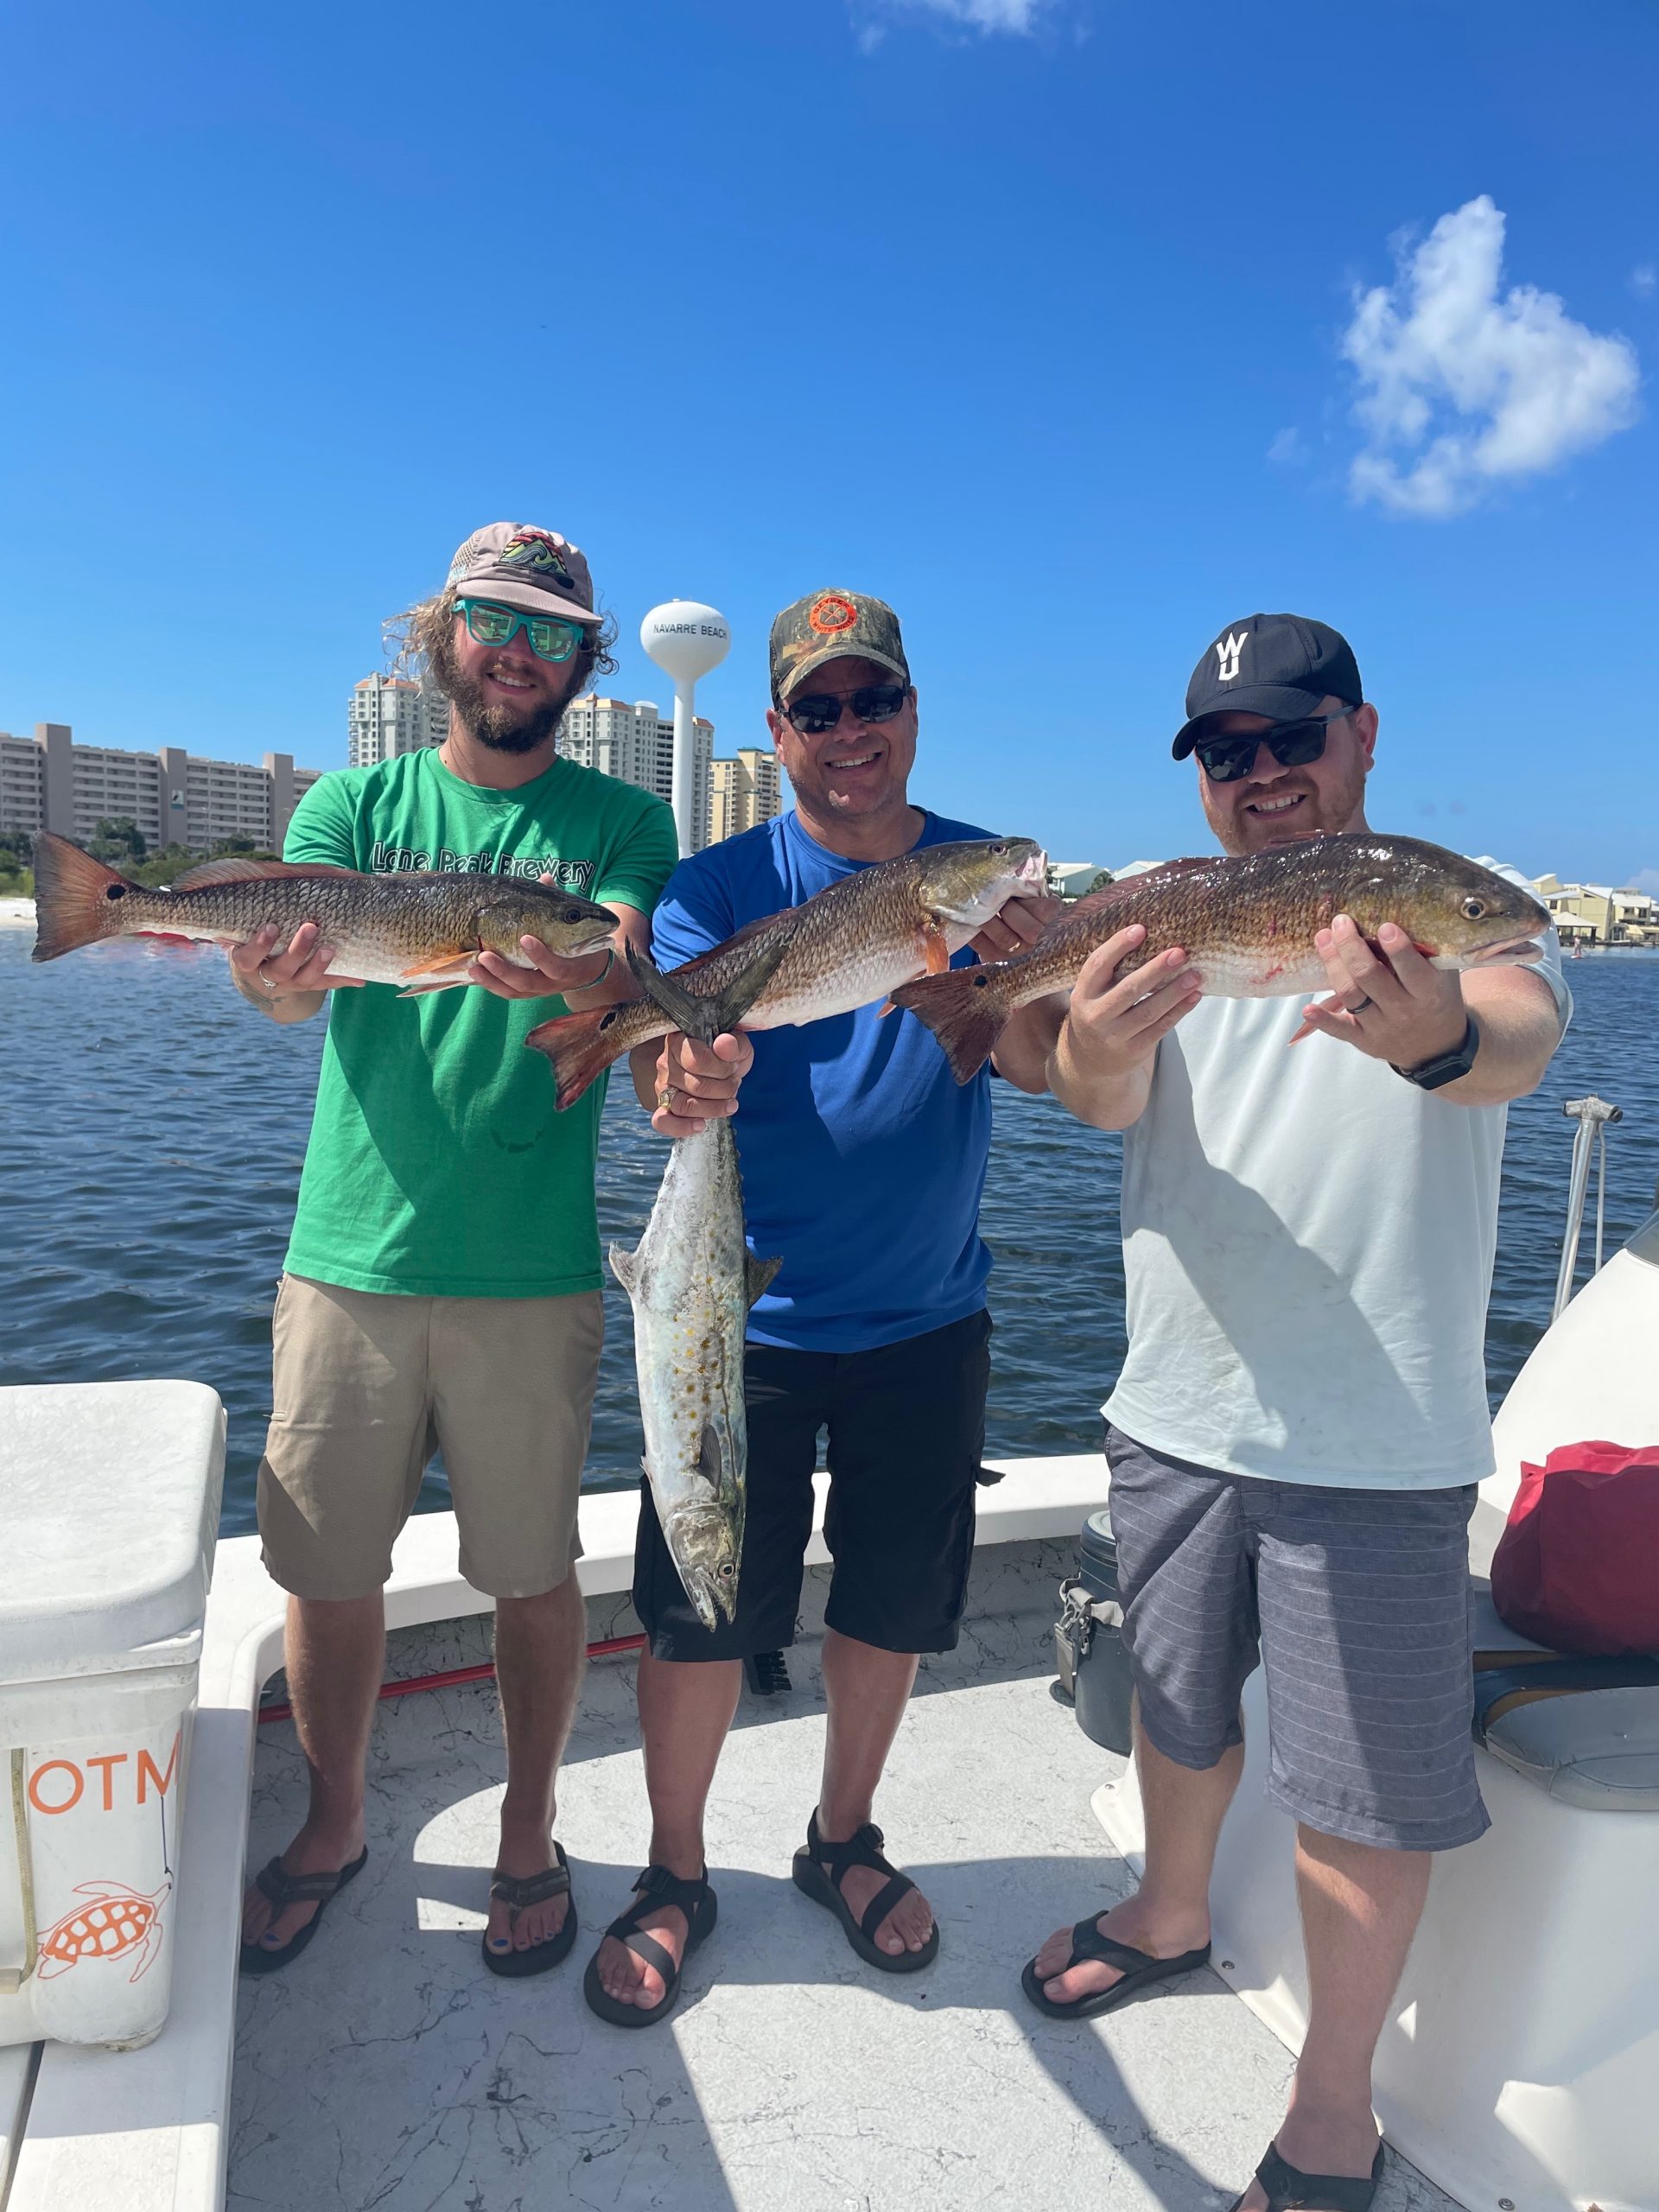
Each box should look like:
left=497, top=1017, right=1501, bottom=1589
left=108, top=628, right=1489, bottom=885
left=1398, top=1017, right=1478, bottom=1088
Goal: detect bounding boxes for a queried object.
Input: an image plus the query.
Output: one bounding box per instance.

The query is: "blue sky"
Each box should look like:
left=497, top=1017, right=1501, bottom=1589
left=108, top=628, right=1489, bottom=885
left=2, top=0, right=1654, bottom=886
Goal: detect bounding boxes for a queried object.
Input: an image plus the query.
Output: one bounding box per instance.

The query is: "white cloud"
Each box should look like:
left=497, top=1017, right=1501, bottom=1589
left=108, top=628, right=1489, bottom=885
left=1341, top=195, right=1640, bottom=518
left=855, top=0, right=1053, bottom=41
left=1632, top=264, right=1656, bottom=298
left=1267, top=427, right=1308, bottom=466
left=1624, top=868, right=1659, bottom=898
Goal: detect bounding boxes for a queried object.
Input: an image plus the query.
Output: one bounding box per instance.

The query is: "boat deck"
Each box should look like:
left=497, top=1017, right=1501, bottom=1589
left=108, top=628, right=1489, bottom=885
left=229, top=1547, right=1455, bottom=2212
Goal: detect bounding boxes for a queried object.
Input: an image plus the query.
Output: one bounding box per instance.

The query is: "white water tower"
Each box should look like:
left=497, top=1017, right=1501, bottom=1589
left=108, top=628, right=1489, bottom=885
left=640, top=600, right=731, bottom=855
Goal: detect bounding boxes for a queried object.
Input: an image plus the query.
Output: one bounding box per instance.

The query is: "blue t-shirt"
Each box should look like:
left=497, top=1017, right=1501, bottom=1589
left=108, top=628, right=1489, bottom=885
left=651, top=808, right=997, bottom=1353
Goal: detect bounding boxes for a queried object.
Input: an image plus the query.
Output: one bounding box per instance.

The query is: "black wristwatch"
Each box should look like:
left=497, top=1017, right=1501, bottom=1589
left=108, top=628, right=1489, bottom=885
left=1393, top=1014, right=1479, bottom=1090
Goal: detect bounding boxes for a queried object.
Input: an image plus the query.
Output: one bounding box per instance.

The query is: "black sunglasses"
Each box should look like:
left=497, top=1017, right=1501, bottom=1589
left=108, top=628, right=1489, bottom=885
left=1192, top=708, right=1354, bottom=785
left=782, top=683, right=910, bottom=737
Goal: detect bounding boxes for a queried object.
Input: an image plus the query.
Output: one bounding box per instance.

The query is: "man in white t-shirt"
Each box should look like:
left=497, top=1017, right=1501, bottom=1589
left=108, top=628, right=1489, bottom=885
left=1007, top=615, right=1567, bottom=2212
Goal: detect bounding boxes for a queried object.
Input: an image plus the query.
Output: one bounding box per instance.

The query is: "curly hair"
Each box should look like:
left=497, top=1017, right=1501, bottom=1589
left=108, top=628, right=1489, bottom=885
left=386, top=585, right=619, bottom=706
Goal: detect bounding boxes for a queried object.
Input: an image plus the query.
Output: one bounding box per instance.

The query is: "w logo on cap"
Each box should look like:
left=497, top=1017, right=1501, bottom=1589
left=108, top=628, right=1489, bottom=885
left=1214, top=631, right=1248, bottom=682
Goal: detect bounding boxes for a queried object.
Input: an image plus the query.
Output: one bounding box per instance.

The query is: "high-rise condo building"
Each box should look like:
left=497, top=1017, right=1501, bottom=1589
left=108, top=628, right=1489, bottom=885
left=559, top=696, right=714, bottom=852
left=709, top=748, right=783, bottom=843
left=347, top=675, right=451, bottom=768
left=0, top=723, right=326, bottom=855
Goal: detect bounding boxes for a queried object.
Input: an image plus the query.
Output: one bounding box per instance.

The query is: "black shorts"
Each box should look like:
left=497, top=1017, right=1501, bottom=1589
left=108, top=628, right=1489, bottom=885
left=632, top=1309, right=992, bottom=1662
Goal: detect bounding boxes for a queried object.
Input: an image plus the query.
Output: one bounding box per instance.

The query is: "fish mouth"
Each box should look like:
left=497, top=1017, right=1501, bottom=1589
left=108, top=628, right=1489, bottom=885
left=1468, top=935, right=1544, bottom=965
left=675, top=1560, right=738, bottom=1631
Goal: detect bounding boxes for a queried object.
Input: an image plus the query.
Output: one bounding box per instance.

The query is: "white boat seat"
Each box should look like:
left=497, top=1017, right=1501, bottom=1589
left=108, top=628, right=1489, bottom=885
left=1471, top=1579, right=1659, bottom=1811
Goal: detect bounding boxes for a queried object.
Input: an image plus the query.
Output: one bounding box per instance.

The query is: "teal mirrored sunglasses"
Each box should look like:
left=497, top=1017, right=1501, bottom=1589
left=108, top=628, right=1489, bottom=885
left=454, top=597, right=586, bottom=664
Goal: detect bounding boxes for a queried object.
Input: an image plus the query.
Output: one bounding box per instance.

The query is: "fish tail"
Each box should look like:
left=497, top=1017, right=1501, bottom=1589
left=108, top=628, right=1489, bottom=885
left=30, top=834, right=136, bottom=962
left=625, top=928, right=795, bottom=1045
left=890, top=967, right=1011, bottom=1083
left=525, top=1007, right=628, bottom=1110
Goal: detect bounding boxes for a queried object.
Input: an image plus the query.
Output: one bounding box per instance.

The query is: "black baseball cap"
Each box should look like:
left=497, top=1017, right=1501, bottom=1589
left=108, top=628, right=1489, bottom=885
left=1173, top=614, right=1363, bottom=759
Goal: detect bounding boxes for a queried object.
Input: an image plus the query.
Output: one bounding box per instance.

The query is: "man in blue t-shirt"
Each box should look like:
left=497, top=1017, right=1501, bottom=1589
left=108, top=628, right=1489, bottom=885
left=584, top=589, right=1055, bottom=2025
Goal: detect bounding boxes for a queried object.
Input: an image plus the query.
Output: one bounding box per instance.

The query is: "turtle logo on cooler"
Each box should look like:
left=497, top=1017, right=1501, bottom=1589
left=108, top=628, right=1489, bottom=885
left=36, top=1880, right=171, bottom=1983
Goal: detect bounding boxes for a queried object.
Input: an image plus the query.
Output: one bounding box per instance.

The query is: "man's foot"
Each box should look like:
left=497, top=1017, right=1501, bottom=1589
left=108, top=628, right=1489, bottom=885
left=814, top=1815, right=934, bottom=1956
left=1030, top=1893, right=1210, bottom=2006
left=587, top=1863, right=717, bottom=2023
left=1232, top=2114, right=1383, bottom=2212
left=240, top=1821, right=365, bottom=1955
left=484, top=1811, right=573, bottom=1959
left=592, top=1849, right=700, bottom=2009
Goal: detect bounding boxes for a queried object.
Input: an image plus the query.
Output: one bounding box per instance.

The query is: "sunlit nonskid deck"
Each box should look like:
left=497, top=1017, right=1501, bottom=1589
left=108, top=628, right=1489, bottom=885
left=223, top=1547, right=1458, bottom=2212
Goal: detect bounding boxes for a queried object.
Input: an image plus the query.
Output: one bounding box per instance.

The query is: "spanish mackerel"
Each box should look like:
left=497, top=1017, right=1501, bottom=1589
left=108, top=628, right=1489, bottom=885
left=29, top=831, right=617, bottom=994
left=893, top=833, right=1549, bottom=1082
left=527, top=836, right=1046, bottom=1109
left=609, top=938, right=793, bottom=1630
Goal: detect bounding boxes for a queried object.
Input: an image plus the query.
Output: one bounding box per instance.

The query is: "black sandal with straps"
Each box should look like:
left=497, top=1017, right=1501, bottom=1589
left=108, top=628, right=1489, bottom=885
left=481, top=1842, right=578, bottom=1978
left=239, top=1846, right=369, bottom=1976
left=1228, top=2139, right=1385, bottom=2212
left=582, top=1863, right=717, bottom=2028
left=1020, top=1912, right=1211, bottom=2018
left=791, top=1809, right=939, bottom=1974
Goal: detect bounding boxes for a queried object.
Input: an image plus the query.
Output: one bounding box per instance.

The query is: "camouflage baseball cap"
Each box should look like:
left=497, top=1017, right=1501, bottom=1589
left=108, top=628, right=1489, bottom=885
left=769, top=588, right=911, bottom=702
left=445, top=523, right=599, bottom=626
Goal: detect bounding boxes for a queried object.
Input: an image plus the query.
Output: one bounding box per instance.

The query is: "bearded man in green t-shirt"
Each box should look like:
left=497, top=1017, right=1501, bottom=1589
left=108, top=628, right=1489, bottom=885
left=233, top=524, right=723, bottom=1980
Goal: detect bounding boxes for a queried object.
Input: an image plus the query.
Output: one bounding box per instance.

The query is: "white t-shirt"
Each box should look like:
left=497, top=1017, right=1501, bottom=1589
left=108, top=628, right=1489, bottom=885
left=1102, top=890, right=1568, bottom=1491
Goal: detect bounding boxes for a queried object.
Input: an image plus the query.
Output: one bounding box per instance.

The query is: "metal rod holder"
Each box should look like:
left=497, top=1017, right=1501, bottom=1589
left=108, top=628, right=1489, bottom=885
left=1553, top=1095, right=1623, bottom=1320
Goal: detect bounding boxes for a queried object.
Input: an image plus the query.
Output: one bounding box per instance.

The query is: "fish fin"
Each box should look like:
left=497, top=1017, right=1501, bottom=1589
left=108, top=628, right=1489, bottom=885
left=398, top=947, right=477, bottom=977
left=29, top=834, right=134, bottom=962
left=922, top=921, right=951, bottom=976
left=745, top=1252, right=783, bottom=1306
left=609, top=1243, right=639, bottom=1295
left=875, top=997, right=896, bottom=1016
left=168, top=857, right=359, bottom=888
left=396, top=976, right=470, bottom=997
left=625, top=928, right=795, bottom=1045
left=525, top=1002, right=640, bottom=1109
left=889, top=966, right=1010, bottom=1083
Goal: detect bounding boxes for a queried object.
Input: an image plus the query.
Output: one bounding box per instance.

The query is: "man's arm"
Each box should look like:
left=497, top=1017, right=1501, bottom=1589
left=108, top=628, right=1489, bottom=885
left=1293, top=915, right=1563, bottom=1105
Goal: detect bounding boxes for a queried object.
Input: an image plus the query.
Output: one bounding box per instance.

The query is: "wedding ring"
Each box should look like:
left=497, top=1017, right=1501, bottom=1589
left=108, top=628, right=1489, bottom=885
left=657, top=1084, right=675, bottom=1111
left=259, top=972, right=277, bottom=993
left=1348, top=993, right=1374, bottom=1014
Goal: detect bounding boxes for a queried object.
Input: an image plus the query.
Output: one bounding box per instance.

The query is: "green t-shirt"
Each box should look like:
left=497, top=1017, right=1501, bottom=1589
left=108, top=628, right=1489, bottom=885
left=282, top=747, right=677, bottom=1298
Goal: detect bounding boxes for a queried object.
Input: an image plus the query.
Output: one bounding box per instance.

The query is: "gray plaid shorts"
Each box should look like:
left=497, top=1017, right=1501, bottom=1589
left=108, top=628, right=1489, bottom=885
left=1105, top=1424, right=1489, bottom=1853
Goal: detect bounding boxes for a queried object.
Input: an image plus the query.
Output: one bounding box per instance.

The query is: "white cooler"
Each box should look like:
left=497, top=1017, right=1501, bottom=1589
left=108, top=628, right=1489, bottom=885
left=0, top=1382, right=224, bottom=2051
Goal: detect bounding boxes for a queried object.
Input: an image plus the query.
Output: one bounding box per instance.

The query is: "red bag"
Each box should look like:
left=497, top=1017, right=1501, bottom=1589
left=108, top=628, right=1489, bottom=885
left=1490, top=1441, right=1659, bottom=1656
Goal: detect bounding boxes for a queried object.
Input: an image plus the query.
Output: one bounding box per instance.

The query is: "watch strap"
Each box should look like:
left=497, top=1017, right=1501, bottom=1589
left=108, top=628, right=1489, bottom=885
left=1392, top=1014, right=1478, bottom=1090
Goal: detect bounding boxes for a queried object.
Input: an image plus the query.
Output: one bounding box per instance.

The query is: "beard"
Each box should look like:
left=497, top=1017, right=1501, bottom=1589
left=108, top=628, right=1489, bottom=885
left=443, top=661, right=573, bottom=754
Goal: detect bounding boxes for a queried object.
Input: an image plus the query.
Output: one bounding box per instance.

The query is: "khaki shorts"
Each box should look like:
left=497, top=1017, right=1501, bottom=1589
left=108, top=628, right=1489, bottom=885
left=257, top=1274, right=603, bottom=1602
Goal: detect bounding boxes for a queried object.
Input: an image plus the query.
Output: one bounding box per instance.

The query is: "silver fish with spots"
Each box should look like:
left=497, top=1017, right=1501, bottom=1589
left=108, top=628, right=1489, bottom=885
left=607, top=936, right=793, bottom=1630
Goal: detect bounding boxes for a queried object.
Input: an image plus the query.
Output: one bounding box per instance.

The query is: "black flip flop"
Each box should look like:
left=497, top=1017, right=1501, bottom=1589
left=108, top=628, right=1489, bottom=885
left=1228, top=2139, right=1385, bottom=2212
left=239, top=1846, right=369, bottom=1976
left=791, top=1810, right=939, bottom=1974
left=1020, top=1912, right=1211, bottom=2018
left=481, top=1843, right=579, bottom=1978
left=582, top=1864, right=717, bottom=2028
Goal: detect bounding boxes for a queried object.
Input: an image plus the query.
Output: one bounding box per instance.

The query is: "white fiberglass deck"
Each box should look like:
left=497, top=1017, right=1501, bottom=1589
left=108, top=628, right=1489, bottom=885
left=228, top=1553, right=1457, bottom=2212
left=1, top=1461, right=1462, bottom=2212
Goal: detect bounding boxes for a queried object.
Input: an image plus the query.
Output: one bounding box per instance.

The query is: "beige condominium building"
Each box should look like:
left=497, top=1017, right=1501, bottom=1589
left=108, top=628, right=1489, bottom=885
left=560, top=696, right=715, bottom=852
left=348, top=675, right=451, bottom=768
left=0, top=722, right=326, bottom=855
left=1532, top=874, right=1659, bottom=946
left=709, top=747, right=783, bottom=843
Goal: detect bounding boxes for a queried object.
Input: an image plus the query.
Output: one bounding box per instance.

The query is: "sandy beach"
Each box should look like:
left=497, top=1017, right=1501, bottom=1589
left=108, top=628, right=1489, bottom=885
left=0, top=898, right=35, bottom=930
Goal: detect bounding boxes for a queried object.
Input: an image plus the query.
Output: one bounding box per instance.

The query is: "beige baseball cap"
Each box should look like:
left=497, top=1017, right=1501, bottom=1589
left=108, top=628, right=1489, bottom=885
left=445, top=523, right=599, bottom=625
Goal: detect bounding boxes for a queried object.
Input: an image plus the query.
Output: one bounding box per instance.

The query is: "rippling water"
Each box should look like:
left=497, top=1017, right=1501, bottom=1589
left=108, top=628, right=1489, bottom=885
left=2, top=930, right=1654, bottom=1535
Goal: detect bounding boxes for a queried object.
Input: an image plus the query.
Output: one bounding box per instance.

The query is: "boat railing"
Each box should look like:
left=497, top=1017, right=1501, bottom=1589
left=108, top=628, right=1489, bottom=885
left=1553, top=1093, right=1623, bottom=1319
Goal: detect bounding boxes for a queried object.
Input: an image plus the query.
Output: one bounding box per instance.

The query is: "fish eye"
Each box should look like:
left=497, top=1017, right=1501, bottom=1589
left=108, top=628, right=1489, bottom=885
left=717, top=1560, right=735, bottom=1579
left=1460, top=896, right=1486, bottom=919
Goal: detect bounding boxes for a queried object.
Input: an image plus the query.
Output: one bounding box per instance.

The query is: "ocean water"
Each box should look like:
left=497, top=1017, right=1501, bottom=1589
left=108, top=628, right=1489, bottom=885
left=2, top=930, right=1654, bottom=1536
